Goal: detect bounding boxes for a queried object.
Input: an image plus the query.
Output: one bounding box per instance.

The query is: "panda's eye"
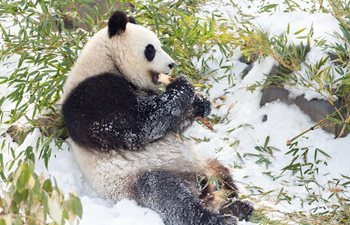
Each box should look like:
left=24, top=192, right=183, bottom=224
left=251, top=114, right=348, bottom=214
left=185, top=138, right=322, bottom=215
left=144, top=44, right=156, bottom=62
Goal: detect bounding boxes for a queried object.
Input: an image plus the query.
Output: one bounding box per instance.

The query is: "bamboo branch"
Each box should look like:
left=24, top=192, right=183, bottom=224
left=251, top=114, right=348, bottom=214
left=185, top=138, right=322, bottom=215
left=286, top=117, right=327, bottom=145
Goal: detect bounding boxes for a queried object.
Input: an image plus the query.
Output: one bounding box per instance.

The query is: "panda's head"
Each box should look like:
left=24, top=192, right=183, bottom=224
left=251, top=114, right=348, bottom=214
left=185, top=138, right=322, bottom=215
left=108, top=11, right=175, bottom=90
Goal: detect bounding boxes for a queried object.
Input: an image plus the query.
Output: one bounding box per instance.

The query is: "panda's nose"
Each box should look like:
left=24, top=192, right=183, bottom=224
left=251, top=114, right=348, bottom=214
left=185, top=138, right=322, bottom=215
left=168, top=63, right=175, bottom=69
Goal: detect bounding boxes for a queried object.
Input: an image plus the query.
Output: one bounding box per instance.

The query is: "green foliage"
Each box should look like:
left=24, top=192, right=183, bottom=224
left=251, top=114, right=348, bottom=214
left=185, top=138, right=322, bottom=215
left=282, top=142, right=330, bottom=176
left=0, top=160, right=82, bottom=225
left=234, top=27, right=271, bottom=63
left=244, top=136, right=280, bottom=169
left=327, top=9, right=350, bottom=135
left=0, top=0, right=89, bottom=165
left=280, top=141, right=350, bottom=224
left=0, top=0, right=85, bottom=123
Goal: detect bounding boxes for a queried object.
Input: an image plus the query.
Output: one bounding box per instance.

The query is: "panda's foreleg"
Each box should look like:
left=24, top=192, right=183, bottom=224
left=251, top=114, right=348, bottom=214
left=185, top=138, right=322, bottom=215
left=135, top=76, right=212, bottom=145
left=133, top=76, right=196, bottom=147
left=133, top=170, right=237, bottom=225
left=87, top=76, right=210, bottom=150
left=168, top=94, right=212, bottom=133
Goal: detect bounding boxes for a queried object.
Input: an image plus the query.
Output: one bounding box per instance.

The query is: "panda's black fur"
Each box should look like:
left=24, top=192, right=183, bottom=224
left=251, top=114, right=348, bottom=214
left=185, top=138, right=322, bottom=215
left=135, top=170, right=234, bottom=225
left=62, top=10, right=253, bottom=225
left=63, top=73, right=208, bottom=151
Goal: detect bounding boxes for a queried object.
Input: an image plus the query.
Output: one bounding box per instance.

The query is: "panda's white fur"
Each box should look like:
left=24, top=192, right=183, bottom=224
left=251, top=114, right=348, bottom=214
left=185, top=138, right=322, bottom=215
left=71, top=134, right=196, bottom=200
left=62, top=11, right=253, bottom=225
left=62, top=23, right=174, bottom=102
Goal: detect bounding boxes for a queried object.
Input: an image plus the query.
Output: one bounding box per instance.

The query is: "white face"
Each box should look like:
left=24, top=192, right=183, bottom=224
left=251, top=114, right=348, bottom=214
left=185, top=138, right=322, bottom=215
left=109, top=23, right=175, bottom=90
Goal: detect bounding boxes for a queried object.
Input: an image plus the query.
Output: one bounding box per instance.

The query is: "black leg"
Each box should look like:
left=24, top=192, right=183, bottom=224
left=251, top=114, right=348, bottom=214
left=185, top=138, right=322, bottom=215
left=134, top=170, right=234, bottom=225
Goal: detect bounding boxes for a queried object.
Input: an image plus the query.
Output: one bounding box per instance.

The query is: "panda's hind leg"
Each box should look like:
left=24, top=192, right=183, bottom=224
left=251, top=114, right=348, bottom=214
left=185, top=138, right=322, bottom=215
left=198, top=159, right=254, bottom=222
left=133, top=170, right=235, bottom=225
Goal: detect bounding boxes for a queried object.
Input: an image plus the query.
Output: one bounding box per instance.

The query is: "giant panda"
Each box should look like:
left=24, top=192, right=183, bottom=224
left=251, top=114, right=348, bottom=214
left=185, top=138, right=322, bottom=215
left=62, top=11, right=253, bottom=225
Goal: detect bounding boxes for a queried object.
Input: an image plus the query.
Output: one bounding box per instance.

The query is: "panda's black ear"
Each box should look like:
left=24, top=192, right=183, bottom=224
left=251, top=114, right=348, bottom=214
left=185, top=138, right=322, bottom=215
left=108, top=11, right=128, bottom=37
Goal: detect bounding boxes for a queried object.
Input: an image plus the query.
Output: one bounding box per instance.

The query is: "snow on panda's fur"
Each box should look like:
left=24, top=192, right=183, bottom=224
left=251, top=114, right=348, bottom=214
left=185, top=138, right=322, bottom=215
left=62, top=11, right=253, bottom=225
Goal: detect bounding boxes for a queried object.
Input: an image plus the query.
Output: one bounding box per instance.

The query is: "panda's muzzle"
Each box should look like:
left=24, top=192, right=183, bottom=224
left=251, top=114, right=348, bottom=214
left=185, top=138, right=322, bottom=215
left=151, top=71, right=160, bottom=85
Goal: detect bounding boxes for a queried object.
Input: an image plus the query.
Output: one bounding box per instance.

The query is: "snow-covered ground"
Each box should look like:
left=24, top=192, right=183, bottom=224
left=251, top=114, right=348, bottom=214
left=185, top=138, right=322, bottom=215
left=1, top=0, right=349, bottom=224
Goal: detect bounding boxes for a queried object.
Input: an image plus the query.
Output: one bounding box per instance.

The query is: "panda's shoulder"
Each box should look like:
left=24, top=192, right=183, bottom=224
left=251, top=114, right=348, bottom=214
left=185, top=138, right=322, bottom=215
left=63, top=73, right=137, bottom=109
left=81, top=73, right=134, bottom=92
left=78, top=73, right=133, bottom=94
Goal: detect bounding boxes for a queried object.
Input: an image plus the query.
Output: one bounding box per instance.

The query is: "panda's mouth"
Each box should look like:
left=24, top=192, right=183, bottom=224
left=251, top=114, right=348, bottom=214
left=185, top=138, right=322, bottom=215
left=151, top=71, right=160, bottom=85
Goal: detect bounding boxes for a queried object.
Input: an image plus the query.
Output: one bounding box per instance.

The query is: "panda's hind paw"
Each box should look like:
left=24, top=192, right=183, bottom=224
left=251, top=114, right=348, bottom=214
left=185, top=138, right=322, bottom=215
left=222, top=200, right=254, bottom=222
left=222, top=214, right=238, bottom=225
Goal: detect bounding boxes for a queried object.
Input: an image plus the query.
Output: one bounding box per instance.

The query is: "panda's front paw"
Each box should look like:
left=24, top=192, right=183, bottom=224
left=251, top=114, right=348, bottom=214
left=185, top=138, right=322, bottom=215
left=192, top=95, right=211, bottom=117
left=166, top=75, right=194, bottom=96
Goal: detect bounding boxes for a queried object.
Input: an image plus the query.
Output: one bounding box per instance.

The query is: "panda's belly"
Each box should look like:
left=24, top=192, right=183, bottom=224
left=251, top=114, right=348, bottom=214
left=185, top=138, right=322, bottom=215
left=71, top=134, right=195, bottom=201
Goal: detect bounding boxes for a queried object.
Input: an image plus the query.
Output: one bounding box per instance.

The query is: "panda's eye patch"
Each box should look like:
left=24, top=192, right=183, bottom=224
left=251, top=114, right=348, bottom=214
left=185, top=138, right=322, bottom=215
left=145, top=44, right=156, bottom=62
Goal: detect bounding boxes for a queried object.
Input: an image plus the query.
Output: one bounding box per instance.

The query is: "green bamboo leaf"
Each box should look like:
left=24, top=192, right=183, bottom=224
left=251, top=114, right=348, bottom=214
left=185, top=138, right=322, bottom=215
left=0, top=218, right=6, bottom=225
left=43, top=179, right=53, bottom=193
left=66, top=194, right=83, bottom=218
left=16, top=162, right=33, bottom=191
left=261, top=3, right=278, bottom=12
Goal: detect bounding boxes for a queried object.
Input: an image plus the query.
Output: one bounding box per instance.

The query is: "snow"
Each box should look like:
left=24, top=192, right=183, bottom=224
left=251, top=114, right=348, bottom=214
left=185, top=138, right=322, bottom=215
left=1, top=0, right=350, bottom=224
left=254, top=12, right=341, bottom=43
left=80, top=198, right=164, bottom=225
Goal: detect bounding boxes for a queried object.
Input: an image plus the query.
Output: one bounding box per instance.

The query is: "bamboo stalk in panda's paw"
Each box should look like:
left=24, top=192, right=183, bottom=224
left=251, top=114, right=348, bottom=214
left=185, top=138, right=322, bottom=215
left=158, top=74, right=214, bottom=131
left=158, top=73, right=174, bottom=84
